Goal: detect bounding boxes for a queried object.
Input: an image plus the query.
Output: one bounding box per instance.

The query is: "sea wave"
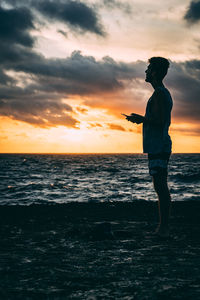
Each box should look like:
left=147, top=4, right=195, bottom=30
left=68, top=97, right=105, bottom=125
left=172, top=171, right=200, bottom=182
left=0, top=154, right=199, bottom=205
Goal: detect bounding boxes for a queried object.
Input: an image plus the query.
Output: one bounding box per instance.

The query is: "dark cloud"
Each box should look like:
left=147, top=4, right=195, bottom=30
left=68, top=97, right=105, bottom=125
left=0, top=54, right=79, bottom=128
left=0, top=16, right=199, bottom=131
left=57, top=29, right=68, bottom=38
left=171, top=126, right=200, bottom=136
left=3, top=50, right=143, bottom=94
left=0, top=6, right=35, bottom=47
left=165, top=60, right=200, bottom=122
left=184, top=0, right=200, bottom=23
left=2, top=0, right=106, bottom=36
left=0, top=96, right=79, bottom=128
left=0, top=70, right=16, bottom=85
left=0, top=48, right=144, bottom=127
left=35, top=0, right=105, bottom=36
left=0, top=5, right=36, bottom=72
left=0, top=43, right=37, bottom=65
left=0, top=3, right=138, bottom=131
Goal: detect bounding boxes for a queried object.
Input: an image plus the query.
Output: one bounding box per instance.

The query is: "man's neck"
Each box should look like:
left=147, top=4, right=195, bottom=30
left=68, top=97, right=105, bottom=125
left=151, top=80, right=164, bottom=90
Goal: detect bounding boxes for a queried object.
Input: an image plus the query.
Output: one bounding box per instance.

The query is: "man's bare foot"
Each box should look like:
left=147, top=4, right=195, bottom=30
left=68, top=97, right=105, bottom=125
left=155, top=225, right=170, bottom=238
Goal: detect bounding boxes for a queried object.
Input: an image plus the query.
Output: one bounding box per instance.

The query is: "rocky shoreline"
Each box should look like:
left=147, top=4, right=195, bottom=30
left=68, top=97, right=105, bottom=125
left=0, top=201, right=200, bottom=299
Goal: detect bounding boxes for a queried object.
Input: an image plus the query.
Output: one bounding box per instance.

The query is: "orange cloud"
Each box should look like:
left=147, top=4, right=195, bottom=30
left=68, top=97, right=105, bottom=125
left=107, top=123, right=126, bottom=131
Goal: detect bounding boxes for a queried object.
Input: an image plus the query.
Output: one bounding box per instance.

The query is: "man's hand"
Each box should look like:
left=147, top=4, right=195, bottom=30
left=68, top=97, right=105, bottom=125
left=125, top=113, right=144, bottom=124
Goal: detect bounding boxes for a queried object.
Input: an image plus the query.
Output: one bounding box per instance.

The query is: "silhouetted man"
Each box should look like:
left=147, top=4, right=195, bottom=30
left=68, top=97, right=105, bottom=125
left=124, top=57, right=173, bottom=237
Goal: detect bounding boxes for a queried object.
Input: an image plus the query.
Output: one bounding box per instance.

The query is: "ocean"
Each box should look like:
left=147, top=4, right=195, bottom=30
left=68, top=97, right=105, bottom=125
left=1, top=154, right=200, bottom=299
left=0, top=153, right=199, bottom=205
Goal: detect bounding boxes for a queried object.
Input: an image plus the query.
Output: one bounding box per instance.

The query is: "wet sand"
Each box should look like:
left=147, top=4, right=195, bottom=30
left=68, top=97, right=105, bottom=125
left=0, top=201, right=200, bottom=299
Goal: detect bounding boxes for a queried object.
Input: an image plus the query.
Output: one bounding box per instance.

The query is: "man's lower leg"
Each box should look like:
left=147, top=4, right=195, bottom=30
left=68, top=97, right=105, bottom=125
left=157, top=189, right=171, bottom=236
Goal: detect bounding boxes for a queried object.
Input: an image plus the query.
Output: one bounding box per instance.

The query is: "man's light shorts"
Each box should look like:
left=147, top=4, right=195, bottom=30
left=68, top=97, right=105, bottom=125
left=148, top=152, right=171, bottom=177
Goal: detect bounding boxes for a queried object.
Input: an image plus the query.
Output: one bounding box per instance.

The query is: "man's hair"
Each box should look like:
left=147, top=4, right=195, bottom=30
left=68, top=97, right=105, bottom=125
left=148, top=57, right=170, bottom=80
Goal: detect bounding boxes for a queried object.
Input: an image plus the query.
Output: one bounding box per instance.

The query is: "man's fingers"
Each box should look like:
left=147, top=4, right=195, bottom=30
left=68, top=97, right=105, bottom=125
left=126, top=116, right=136, bottom=122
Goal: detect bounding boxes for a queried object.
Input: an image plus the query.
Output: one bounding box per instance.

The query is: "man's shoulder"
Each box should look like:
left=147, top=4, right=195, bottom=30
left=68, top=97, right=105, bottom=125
left=152, top=87, right=171, bottom=101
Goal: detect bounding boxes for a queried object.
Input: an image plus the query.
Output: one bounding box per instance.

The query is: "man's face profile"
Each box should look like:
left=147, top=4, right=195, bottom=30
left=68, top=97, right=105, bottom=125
left=145, top=64, right=154, bottom=83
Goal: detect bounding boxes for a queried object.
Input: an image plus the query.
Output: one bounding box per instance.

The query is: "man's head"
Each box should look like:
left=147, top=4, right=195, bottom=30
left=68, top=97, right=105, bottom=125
left=145, top=57, right=170, bottom=83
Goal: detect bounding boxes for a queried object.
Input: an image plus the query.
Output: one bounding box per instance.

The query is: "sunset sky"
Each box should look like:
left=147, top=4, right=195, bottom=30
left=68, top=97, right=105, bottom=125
left=0, top=0, right=200, bottom=153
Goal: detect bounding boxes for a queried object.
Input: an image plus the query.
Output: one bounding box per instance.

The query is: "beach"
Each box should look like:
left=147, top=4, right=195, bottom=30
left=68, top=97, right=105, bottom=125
left=0, top=201, right=200, bottom=299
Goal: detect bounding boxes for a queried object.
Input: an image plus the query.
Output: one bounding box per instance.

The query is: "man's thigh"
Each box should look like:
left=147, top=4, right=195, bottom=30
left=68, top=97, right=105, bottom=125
left=148, top=152, right=171, bottom=177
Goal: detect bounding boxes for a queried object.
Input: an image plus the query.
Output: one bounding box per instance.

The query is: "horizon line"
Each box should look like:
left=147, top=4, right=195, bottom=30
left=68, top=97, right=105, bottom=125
left=0, top=152, right=200, bottom=155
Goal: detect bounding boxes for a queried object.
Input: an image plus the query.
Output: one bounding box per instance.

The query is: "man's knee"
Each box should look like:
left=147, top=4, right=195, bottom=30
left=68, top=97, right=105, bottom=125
left=152, top=175, right=168, bottom=193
